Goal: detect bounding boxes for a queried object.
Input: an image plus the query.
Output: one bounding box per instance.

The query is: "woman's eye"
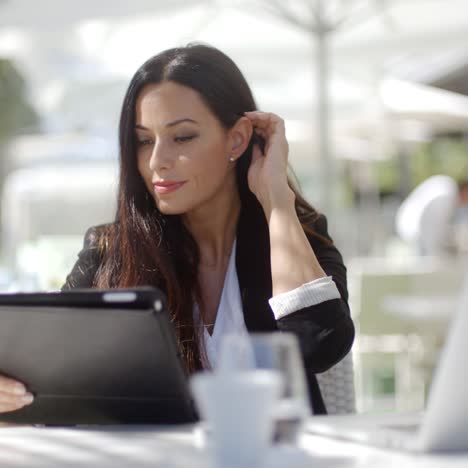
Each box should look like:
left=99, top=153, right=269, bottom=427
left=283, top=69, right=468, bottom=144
left=174, top=135, right=195, bottom=143
left=137, top=139, right=153, bottom=146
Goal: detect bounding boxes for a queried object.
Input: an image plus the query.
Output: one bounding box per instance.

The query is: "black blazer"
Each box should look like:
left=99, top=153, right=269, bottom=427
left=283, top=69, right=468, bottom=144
left=62, top=209, right=354, bottom=415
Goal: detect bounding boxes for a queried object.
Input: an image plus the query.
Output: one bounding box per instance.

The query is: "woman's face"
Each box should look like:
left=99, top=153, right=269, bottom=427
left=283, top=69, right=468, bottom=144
left=135, top=81, right=240, bottom=216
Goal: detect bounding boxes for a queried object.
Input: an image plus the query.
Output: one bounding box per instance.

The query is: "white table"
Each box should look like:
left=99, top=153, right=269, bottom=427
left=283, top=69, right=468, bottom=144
left=382, top=295, right=456, bottom=323
left=1, top=423, right=468, bottom=468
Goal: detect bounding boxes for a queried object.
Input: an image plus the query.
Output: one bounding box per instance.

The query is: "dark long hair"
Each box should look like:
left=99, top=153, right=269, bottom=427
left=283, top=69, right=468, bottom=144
left=95, top=43, right=322, bottom=372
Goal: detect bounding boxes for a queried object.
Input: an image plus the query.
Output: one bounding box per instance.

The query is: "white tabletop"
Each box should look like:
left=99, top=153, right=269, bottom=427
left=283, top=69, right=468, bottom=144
left=382, top=294, right=456, bottom=322
left=1, top=423, right=468, bottom=468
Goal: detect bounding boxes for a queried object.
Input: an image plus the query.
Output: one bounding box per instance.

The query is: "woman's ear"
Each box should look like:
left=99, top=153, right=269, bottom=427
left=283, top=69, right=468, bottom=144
left=227, top=117, right=253, bottom=161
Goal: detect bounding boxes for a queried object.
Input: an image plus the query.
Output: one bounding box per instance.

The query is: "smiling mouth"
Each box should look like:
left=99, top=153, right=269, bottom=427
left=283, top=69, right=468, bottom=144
left=153, top=181, right=187, bottom=194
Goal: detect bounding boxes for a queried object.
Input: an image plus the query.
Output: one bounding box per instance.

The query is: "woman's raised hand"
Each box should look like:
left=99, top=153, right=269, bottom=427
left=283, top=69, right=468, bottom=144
left=0, top=374, right=34, bottom=414
left=243, top=111, right=293, bottom=215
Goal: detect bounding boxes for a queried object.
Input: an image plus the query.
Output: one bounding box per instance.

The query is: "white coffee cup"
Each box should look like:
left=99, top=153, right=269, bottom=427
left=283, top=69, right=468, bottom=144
left=191, top=369, right=282, bottom=468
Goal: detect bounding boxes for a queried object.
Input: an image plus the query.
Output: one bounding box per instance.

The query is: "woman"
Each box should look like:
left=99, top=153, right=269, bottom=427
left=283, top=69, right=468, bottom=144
left=0, top=43, right=354, bottom=415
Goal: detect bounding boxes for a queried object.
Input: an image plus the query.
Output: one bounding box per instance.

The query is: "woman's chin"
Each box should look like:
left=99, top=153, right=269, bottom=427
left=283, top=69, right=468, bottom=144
left=156, top=200, right=189, bottom=216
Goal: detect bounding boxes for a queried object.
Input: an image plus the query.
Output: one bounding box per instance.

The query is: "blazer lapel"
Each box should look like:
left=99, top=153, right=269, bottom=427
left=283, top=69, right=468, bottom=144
left=236, top=205, right=277, bottom=332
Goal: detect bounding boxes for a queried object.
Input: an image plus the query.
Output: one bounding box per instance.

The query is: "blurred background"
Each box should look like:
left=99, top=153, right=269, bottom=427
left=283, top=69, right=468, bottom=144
left=1, top=0, right=468, bottom=415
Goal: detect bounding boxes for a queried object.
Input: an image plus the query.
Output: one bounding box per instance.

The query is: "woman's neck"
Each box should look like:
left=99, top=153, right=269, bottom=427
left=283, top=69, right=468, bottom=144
left=183, top=189, right=241, bottom=269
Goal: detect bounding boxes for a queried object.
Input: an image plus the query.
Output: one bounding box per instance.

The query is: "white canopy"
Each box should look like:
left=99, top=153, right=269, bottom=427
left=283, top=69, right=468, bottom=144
left=1, top=0, right=468, bottom=210
left=1, top=0, right=468, bottom=126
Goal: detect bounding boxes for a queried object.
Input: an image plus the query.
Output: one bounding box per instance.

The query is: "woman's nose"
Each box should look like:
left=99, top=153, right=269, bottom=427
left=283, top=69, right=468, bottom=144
left=149, top=142, right=174, bottom=172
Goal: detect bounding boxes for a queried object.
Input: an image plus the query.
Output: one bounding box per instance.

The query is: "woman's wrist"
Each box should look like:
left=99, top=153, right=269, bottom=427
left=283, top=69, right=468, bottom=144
left=267, top=192, right=327, bottom=295
left=260, top=184, right=296, bottom=220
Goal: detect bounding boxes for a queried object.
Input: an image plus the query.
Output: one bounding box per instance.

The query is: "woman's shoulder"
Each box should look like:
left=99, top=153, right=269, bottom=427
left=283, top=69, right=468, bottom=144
left=82, top=222, right=116, bottom=251
left=61, top=223, right=116, bottom=290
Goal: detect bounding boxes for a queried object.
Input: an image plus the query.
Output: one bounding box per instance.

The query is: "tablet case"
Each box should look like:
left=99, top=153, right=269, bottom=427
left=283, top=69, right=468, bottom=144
left=0, top=287, right=197, bottom=425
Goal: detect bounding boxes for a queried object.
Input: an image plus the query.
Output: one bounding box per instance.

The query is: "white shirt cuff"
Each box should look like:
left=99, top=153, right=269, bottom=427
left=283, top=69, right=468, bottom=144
left=269, top=276, right=341, bottom=320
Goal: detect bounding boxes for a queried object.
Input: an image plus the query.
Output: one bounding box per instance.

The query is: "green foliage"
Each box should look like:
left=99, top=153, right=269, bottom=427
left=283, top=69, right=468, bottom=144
left=375, top=156, right=400, bottom=195
left=374, top=137, right=468, bottom=194
left=0, top=58, right=39, bottom=139
left=412, top=137, right=468, bottom=184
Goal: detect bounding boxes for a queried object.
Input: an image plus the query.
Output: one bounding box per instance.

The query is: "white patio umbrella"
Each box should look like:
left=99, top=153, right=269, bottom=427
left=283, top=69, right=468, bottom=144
left=2, top=0, right=468, bottom=212
left=0, top=0, right=197, bottom=29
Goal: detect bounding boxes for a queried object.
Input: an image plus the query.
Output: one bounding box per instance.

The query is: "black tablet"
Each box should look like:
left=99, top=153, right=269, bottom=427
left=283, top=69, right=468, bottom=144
left=0, top=287, right=196, bottom=425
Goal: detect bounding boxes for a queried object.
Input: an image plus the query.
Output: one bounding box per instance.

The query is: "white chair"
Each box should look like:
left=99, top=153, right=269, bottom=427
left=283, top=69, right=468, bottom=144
left=396, top=175, right=458, bottom=255
left=316, top=352, right=356, bottom=414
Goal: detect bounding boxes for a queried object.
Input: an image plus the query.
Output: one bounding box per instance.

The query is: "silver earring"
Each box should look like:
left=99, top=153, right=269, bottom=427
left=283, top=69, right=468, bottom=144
left=229, top=155, right=235, bottom=162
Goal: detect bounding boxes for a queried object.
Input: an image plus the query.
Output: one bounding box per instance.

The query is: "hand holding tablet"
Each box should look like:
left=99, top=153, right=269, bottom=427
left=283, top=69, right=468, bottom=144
left=0, top=375, right=34, bottom=414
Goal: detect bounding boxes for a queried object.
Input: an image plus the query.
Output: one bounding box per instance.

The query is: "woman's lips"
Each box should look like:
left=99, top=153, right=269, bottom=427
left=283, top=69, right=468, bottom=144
left=153, top=181, right=187, bottom=194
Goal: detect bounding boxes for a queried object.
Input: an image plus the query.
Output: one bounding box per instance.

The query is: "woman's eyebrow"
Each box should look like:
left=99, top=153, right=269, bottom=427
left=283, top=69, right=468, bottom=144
left=166, top=118, right=199, bottom=128
left=134, top=118, right=199, bottom=131
left=135, top=124, right=149, bottom=130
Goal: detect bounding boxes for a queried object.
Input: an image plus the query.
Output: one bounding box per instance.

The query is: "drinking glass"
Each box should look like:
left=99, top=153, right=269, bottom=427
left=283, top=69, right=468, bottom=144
left=217, top=332, right=311, bottom=443
left=191, top=368, right=282, bottom=468
left=248, top=332, right=311, bottom=443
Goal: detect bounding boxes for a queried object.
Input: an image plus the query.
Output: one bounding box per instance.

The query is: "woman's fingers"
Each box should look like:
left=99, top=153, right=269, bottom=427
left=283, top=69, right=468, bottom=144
left=251, top=142, right=264, bottom=164
left=244, top=110, right=279, bottom=121
left=244, top=111, right=285, bottom=130
left=0, top=391, right=34, bottom=413
left=252, top=127, right=267, bottom=138
left=0, top=375, right=34, bottom=413
left=0, top=375, right=26, bottom=395
left=245, top=112, right=285, bottom=146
